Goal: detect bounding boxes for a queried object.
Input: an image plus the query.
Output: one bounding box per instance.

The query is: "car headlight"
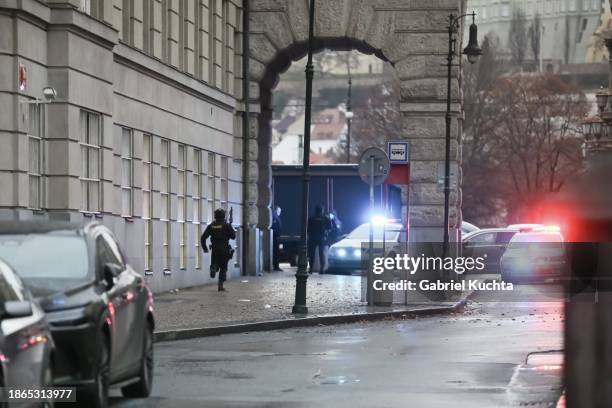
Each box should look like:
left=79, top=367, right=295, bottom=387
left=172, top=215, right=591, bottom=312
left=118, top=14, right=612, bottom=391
left=336, top=248, right=347, bottom=258
left=353, top=249, right=361, bottom=258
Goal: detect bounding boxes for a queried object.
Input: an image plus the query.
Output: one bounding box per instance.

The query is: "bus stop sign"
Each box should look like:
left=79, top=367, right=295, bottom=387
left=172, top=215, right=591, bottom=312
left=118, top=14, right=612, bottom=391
left=359, top=147, right=390, bottom=186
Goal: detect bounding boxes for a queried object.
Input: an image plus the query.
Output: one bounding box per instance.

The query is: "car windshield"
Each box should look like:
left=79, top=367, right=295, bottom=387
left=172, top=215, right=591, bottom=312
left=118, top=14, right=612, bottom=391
left=0, top=231, right=90, bottom=296
left=347, top=224, right=401, bottom=241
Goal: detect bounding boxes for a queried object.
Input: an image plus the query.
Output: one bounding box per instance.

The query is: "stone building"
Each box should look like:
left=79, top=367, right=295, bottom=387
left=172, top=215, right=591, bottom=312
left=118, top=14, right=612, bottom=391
left=468, top=0, right=604, bottom=66
left=1, top=0, right=469, bottom=293
left=0, top=0, right=246, bottom=293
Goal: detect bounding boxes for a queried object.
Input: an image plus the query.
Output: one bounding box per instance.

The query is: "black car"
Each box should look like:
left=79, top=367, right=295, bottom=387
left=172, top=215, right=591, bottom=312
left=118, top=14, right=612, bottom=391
left=0, top=222, right=155, bottom=408
left=0, top=258, right=54, bottom=407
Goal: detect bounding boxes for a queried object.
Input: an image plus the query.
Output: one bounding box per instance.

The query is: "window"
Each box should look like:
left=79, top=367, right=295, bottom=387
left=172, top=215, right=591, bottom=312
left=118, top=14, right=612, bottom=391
left=569, top=0, right=576, bottom=11
left=583, top=0, right=590, bottom=10
left=143, top=134, right=153, bottom=273
left=178, top=144, right=187, bottom=269
left=592, top=0, right=600, bottom=10
left=80, top=0, right=91, bottom=14
left=28, top=104, right=44, bottom=210
left=496, top=231, right=517, bottom=244
left=79, top=111, right=102, bottom=213
left=465, top=232, right=496, bottom=244
left=160, top=139, right=171, bottom=272
left=220, top=156, right=228, bottom=211
left=120, top=128, right=134, bottom=217
left=206, top=152, right=215, bottom=222
left=501, top=4, right=510, bottom=17
left=561, top=0, right=566, bottom=11
left=193, top=149, right=203, bottom=269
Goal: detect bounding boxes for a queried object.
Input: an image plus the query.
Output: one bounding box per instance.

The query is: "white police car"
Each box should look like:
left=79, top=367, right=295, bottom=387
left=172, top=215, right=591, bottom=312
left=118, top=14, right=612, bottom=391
left=327, top=219, right=404, bottom=275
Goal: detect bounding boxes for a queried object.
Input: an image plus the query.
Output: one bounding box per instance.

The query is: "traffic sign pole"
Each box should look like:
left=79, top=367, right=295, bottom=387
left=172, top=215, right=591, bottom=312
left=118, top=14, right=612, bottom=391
left=358, top=147, right=390, bottom=306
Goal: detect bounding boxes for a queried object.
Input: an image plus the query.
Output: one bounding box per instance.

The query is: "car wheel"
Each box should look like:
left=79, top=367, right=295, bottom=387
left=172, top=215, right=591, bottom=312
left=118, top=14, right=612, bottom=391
left=83, top=333, right=110, bottom=408
left=121, top=322, right=153, bottom=398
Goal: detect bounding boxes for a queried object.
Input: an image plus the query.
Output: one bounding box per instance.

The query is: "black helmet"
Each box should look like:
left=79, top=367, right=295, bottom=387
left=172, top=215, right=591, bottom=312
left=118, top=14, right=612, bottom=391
left=214, top=208, right=226, bottom=220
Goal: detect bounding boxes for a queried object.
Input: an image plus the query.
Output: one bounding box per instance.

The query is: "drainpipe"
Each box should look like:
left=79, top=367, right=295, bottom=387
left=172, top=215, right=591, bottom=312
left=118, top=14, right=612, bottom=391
left=241, top=0, right=250, bottom=275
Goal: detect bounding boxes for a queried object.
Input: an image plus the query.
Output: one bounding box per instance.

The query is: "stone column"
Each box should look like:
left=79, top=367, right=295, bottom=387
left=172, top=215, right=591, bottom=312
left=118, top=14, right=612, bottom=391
left=258, top=106, right=273, bottom=271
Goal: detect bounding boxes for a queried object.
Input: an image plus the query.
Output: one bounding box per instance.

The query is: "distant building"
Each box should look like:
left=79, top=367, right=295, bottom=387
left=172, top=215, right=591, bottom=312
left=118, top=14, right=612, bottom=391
left=312, top=109, right=347, bottom=141
left=271, top=107, right=347, bottom=164
left=468, top=0, right=605, bottom=66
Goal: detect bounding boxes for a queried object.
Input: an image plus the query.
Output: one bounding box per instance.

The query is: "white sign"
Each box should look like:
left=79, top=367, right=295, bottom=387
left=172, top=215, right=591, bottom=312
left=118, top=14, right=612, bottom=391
left=387, top=141, right=409, bottom=164
left=437, top=162, right=459, bottom=192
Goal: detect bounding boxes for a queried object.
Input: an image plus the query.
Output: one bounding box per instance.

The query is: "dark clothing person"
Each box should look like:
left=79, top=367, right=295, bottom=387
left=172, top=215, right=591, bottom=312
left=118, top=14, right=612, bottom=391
left=307, top=205, right=331, bottom=273
left=202, top=209, right=236, bottom=291
left=272, top=207, right=282, bottom=271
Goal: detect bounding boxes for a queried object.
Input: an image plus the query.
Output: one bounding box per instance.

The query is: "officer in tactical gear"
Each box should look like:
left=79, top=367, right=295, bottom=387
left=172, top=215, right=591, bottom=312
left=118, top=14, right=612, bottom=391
left=201, top=208, right=236, bottom=291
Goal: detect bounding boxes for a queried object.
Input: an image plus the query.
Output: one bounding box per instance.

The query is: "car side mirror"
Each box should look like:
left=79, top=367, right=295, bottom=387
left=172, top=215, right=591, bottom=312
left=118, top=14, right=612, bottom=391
left=103, top=263, right=122, bottom=289
left=2, top=301, right=33, bottom=319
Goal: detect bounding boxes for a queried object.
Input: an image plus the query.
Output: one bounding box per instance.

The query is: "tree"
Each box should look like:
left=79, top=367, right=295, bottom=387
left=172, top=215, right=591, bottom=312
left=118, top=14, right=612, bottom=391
left=486, top=75, right=587, bottom=222
left=325, top=80, right=401, bottom=163
left=509, top=8, right=528, bottom=69
left=462, top=36, right=587, bottom=225
left=462, top=35, right=508, bottom=225
left=528, top=13, right=542, bottom=71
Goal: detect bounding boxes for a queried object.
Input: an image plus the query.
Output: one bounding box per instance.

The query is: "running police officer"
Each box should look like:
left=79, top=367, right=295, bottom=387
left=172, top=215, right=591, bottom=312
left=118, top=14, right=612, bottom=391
left=202, top=208, right=236, bottom=291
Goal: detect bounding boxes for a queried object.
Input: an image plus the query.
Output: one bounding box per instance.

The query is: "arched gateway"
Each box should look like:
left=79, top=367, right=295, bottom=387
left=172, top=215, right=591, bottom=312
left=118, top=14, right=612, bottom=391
left=243, top=0, right=465, bottom=272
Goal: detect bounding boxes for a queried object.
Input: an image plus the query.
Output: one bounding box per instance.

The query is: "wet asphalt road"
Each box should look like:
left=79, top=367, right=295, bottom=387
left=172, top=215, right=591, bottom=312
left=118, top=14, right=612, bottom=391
left=110, top=283, right=564, bottom=408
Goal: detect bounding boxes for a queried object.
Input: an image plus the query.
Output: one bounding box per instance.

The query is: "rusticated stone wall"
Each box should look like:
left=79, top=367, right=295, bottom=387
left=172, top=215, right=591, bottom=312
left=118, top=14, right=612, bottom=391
left=247, top=0, right=466, bottom=243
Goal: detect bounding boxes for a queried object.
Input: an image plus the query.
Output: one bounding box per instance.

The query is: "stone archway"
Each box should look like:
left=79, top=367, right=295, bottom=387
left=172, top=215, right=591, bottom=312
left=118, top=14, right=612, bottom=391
left=245, top=0, right=464, bottom=271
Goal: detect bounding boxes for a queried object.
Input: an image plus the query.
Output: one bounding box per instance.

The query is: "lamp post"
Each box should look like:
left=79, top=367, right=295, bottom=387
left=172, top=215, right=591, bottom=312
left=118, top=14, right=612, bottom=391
left=292, top=0, right=316, bottom=314
left=443, top=12, right=482, bottom=258
left=345, top=76, right=353, bottom=163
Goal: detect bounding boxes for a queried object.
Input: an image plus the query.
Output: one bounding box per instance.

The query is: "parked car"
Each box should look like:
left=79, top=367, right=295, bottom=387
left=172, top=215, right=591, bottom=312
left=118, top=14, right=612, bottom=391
left=0, top=258, right=54, bottom=407
left=327, top=221, right=404, bottom=274
left=0, top=221, right=155, bottom=408
left=462, top=228, right=519, bottom=273
left=500, top=230, right=566, bottom=283
left=461, top=221, right=480, bottom=235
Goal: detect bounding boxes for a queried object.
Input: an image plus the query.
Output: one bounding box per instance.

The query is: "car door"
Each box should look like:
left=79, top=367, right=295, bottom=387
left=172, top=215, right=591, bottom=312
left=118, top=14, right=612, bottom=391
left=101, top=231, right=145, bottom=377
left=463, top=231, right=498, bottom=273
left=95, top=231, right=137, bottom=379
left=492, top=231, right=518, bottom=273
left=0, top=266, right=47, bottom=395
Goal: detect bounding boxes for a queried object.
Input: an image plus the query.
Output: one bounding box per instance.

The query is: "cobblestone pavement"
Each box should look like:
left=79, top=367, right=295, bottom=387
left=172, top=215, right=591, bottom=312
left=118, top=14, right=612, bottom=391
left=153, top=267, right=459, bottom=332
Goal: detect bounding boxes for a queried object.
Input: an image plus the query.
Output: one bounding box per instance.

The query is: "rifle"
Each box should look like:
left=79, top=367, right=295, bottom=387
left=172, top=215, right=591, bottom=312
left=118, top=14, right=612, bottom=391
left=229, top=206, right=233, bottom=225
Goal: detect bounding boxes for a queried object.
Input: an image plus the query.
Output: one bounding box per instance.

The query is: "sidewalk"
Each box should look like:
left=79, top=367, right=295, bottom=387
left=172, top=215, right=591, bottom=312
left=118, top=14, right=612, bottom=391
left=153, top=267, right=473, bottom=341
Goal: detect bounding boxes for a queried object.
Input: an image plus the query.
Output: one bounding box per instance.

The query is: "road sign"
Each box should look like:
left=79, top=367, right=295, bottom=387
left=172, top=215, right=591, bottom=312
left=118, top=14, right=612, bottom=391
left=387, top=141, right=409, bottom=164
left=359, top=147, right=390, bottom=186
left=437, top=162, right=458, bottom=192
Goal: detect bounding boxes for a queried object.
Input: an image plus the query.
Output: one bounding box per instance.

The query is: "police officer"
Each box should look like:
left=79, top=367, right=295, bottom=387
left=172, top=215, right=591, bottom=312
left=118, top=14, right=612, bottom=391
left=201, top=208, right=236, bottom=291
left=272, top=205, right=283, bottom=271
left=307, top=204, right=332, bottom=274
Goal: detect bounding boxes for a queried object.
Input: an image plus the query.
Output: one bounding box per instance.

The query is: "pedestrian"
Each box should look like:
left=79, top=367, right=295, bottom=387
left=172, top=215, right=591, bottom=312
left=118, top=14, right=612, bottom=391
left=272, top=205, right=283, bottom=271
left=201, top=208, right=236, bottom=291
left=328, top=209, right=343, bottom=245
left=307, top=204, right=332, bottom=274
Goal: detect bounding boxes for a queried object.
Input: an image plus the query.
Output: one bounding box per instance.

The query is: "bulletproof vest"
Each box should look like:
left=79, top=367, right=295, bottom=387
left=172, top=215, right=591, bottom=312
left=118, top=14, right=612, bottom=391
left=209, top=221, right=231, bottom=247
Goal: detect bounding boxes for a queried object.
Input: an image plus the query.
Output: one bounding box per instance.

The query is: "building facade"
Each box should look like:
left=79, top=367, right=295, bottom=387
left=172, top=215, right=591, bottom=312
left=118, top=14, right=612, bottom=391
left=468, top=0, right=604, bottom=65
left=0, top=0, right=246, bottom=293
left=2, top=0, right=473, bottom=294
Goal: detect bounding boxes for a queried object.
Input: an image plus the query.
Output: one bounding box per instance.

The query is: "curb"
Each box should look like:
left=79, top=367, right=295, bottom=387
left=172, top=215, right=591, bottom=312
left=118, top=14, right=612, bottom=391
left=154, top=288, right=478, bottom=343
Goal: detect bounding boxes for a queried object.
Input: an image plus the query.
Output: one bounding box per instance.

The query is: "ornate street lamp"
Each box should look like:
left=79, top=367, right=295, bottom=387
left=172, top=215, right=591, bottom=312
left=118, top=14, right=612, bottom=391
left=292, top=0, right=316, bottom=314
left=443, top=11, right=482, bottom=258
left=596, top=85, right=609, bottom=113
